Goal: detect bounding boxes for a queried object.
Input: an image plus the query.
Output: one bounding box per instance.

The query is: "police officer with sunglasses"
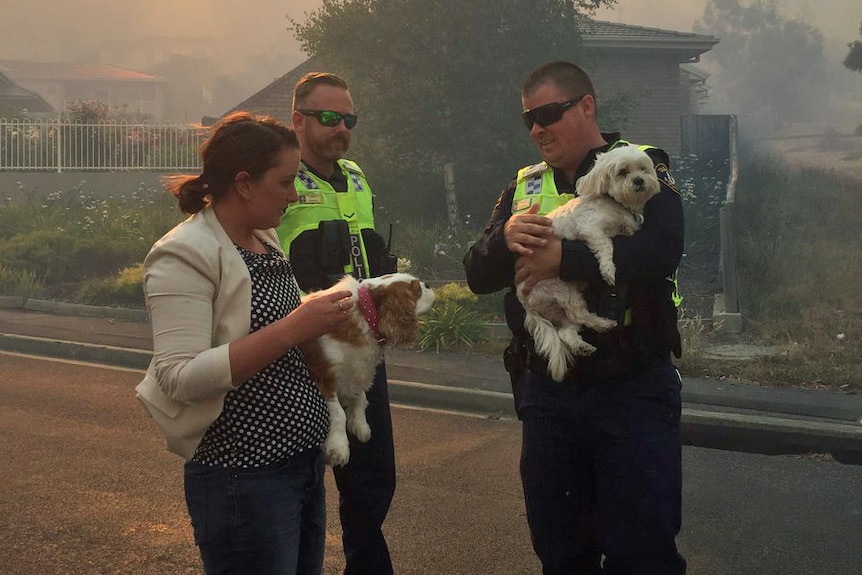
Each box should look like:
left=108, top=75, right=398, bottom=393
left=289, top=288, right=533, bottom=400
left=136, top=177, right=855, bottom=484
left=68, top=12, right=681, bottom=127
left=279, top=72, right=398, bottom=575
left=464, top=61, right=686, bottom=575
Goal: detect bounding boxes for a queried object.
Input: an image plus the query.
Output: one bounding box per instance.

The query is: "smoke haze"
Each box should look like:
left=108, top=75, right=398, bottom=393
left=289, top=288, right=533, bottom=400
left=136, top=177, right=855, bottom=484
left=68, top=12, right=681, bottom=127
left=1, top=0, right=306, bottom=64
left=0, top=0, right=315, bottom=119
left=599, top=0, right=862, bottom=125
left=597, top=0, right=861, bottom=77
left=1, top=0, right=859, bottom=121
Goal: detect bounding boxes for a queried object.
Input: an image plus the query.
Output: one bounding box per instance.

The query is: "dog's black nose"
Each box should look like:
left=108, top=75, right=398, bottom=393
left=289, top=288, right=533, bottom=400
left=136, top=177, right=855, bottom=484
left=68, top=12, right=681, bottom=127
left=633, top=176, right=644, bottom=189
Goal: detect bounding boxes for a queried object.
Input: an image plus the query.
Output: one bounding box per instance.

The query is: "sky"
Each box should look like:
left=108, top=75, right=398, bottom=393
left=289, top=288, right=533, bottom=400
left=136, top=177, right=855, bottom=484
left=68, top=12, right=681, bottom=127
left=1, top=0, right=299, bottom=71
left=2, top=1, right=858, bottom=65
left=595, top=0, right=859, bottom=61
left=291, top=0, right=862, bottom=63
left=0, top=0, right=859, bottom=117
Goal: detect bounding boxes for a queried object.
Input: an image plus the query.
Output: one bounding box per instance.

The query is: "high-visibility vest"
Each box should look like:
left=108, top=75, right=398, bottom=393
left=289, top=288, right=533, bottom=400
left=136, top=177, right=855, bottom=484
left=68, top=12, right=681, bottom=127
left=511, top=140, right=653, bottom=214
left=277, top=159, right=376, bottom=279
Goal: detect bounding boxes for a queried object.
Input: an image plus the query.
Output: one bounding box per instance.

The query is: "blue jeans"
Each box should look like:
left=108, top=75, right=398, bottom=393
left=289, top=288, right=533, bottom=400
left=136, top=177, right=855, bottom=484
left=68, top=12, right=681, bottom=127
left=519, top=361, right=686, bottom=575
left=184, top=448, right=326, bottom=575
left=332, top=362, right=396, bottom=575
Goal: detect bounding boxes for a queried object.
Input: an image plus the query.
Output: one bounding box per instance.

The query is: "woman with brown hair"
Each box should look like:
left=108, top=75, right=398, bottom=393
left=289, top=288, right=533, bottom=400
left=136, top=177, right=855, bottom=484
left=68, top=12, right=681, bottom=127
left=136, top=112, right=353, bottom=575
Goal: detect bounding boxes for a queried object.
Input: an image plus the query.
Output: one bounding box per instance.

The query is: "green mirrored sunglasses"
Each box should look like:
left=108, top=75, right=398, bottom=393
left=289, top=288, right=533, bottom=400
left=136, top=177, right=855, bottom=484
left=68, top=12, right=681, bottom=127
left=296, top=109, right=358, bottom=130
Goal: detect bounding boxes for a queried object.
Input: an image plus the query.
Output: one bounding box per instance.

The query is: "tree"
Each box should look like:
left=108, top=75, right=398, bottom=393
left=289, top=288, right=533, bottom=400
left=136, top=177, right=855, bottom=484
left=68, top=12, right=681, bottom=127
left=290, top=0, right=615, bottom=223
left=845, top=21, right=862, bottom=74
left=694, top=0, right=826, bottom=130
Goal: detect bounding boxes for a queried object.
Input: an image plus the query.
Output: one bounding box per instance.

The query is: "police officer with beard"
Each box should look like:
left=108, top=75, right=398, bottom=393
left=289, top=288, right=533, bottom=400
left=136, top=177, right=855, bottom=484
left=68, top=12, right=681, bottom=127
left=279, top=72, right=398, bottom=575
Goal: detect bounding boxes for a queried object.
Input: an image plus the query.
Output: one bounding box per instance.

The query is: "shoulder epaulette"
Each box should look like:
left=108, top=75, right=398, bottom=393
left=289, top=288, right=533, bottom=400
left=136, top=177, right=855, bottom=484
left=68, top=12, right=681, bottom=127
left=296, top=170, right=318, bottom=190
left=338, top=159, right=365, bottom=176
left=517, top=162, right=550, bottom=183
left=654, top=162, right=679, bottom=194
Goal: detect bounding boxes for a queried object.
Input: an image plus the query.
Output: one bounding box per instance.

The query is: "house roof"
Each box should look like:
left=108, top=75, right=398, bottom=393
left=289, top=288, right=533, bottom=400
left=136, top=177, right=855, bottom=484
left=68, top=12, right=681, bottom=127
left=0, top=71, right=54, bottom=115
left=0, top=59, right=164, bottom=83
left=580, top=20, right=718, bottom=58
left=227, top=19, right=719, bottom=117
left=226, top=56, right=320, bottom=122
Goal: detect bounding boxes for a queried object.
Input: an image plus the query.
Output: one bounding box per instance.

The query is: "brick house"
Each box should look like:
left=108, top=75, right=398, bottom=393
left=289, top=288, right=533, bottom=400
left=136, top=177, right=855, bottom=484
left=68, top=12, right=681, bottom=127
left=580, top=21, right=719, bottom=153
left=227, top=21, right=718, bottom=155
left=0, top=59, right=168, bottom=120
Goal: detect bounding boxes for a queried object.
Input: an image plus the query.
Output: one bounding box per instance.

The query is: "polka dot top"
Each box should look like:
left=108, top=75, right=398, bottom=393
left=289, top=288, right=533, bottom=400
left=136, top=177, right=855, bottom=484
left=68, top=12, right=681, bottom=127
left=191, top=242, right=329, bottom=468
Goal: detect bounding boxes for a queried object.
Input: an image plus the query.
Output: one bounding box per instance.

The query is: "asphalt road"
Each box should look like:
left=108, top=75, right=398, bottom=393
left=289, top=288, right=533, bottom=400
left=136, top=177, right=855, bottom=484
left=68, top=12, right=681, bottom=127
left=2, top=352, right=861, bottom=575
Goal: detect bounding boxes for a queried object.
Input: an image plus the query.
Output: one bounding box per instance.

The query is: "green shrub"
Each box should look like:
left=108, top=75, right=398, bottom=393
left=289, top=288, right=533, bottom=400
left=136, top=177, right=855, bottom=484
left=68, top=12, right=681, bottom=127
left=0, top=265, right=43, bottom=298
left=0, top=183, right=181, bottom=296
left=0, top=229, right=73, bottom=283
left=417, top=301, right=488, bottom=352
left=432, top=281, right=505, bottom=322
left=0, top=229, right=140, bottom=284
left=0, top=195, right=70, bottom=241
left=77, top=264, right=144, bottom=307
left=433, top=282, right=477, bottom=305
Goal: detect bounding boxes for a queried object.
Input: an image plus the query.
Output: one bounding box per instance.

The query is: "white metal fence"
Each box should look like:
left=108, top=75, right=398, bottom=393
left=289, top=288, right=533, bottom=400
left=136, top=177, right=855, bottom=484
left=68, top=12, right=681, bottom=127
left=0, top=117, right=205, bottom=172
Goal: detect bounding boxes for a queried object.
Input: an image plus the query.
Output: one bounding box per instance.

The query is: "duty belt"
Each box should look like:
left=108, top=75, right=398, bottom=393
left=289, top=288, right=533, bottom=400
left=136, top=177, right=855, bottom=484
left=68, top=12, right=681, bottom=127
left=523, top=334, right=668, bottom=384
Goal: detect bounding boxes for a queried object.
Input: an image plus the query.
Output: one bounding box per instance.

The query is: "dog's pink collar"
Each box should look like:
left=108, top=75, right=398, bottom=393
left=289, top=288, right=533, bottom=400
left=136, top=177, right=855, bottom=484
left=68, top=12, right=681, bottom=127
left=358, top=284, right=385, bottom=345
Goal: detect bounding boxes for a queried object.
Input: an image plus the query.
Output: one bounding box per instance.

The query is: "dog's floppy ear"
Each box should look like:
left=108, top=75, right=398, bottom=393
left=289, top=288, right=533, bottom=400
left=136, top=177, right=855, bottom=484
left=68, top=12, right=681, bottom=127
left=370, top=282, right=420, bottom=345
left=576, top=152, right=612, bottom=198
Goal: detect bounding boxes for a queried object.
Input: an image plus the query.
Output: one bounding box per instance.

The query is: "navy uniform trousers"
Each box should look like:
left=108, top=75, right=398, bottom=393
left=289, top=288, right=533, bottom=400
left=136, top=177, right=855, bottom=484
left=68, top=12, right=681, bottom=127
left=332, top=362, right=396, bottom=575
left=517, top=360, right=686, bottom=575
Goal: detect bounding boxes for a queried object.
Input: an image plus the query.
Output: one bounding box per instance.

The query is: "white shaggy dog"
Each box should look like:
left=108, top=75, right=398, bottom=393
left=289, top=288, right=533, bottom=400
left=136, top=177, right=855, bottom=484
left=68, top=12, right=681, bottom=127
left=302, top=273, right=434, bottom=466
left=517, top=146, right=661, bottom=382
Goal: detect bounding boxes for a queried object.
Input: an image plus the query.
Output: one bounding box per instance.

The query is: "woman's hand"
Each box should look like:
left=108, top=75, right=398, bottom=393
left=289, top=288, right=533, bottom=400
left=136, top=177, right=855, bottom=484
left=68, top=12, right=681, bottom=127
left=228, top=290, right=355, bottom=386
left=289, top=290, right=355, bottom=342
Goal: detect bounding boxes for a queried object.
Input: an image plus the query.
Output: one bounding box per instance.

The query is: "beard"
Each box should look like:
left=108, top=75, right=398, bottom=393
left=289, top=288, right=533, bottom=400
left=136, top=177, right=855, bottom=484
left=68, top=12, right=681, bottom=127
left=308, top=132, right=351, bottom=162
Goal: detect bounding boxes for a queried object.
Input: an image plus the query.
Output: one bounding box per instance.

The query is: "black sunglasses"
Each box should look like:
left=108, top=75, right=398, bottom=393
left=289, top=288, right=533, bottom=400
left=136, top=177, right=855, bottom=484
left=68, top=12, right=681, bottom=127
left=296, top=109, right=358, bottom=130
left=521, top=95, right=585, bottom=130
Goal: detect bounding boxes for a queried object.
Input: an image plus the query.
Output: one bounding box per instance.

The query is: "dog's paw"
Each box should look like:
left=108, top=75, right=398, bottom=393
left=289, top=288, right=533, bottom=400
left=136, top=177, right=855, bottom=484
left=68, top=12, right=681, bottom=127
left=599, top=263, right=616, bottom=286
left=559, top=327, right=596, bottom=356
left=323, top=433, right=350, bottom=467
left=349, top=419, right=372, bottom=443
left=570, top=341, right=597, bottom=356
left=589, top=316, right=617, bottom=332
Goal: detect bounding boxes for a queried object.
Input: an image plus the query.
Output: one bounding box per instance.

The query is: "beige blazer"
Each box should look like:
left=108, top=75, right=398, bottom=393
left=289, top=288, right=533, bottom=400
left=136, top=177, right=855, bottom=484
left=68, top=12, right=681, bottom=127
left=135, top=206, right=284, bottom=460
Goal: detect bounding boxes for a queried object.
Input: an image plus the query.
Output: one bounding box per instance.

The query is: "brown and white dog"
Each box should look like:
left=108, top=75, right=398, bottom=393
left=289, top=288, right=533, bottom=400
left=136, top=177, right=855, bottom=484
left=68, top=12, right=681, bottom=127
left=302, top=273, right=435, bottom=466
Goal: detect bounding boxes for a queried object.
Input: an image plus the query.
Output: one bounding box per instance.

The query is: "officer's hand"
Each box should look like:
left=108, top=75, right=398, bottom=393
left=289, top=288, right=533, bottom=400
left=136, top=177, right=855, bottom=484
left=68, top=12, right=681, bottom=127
left=504, top=203, right=553, bottom=256
left=514, top=236, right=562, bottom=295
